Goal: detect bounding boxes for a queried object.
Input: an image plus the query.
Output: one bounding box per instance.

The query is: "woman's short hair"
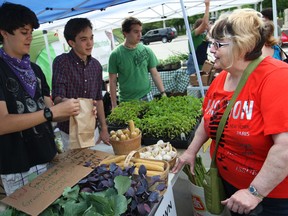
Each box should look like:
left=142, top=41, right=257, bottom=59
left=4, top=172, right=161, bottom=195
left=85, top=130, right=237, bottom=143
left=0, top=3, right=39, bottom=44
left=211, top=9, right=267, bottom=61
left=121, top=17, right=142, bottom=33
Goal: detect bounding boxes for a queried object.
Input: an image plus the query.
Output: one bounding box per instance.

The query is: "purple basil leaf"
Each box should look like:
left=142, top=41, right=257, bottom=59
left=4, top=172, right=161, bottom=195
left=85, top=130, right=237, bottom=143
left=107, top=178, right=114, bottom=187
left=91, top=185, right=98, bottom=191
left=137, top=203, right=148, bottom=215
left=127, top=166, right=136, bottom=175
left=97, top=166, right=108, bottom=174
left=140, top=178, right=148, bottom=189
left=156, top=183, right=167, bottom=191
left=138, top=165, right=147, bottom=177
left=103, top=173, right=111, bottom=179
left=126, top=187, right=135, bottom=197
left=130, top=200, right=138, bottom=210
left=131, top=180, right=137, bottom=187
left=149, top=175, right=161, bottom=186
left=101, top=180, right=110, bottom=188
left=98, top=176, right=104, bottom=181
left=99, top=163, right=108, bottom=169
left=148, top=191, right=159, bottom=203
left=136, top=185, right=146, bottom=195
left=87, top=176, right=98, bottom=182
left=78, top=178, right=88, bottom=184
left=143, top=203, right=151, bottom=213
left=113, top=167, right=124, bottom=176
left=137, top=203, right=151, bottom=215
left=80, top=187, right=93, bottom=193
left=109, top=163, right=118, bottom=172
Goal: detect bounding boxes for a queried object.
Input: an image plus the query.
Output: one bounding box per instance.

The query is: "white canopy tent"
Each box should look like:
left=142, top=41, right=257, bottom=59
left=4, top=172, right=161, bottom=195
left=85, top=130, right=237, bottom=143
left=39, top=0, right=264, bottom=97
left=40, top=0, right=263, bottom=31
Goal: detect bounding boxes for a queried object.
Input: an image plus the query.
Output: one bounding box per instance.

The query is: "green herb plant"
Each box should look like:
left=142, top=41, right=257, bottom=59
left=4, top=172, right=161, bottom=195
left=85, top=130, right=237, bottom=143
left=107, top=96, right=202, bottom=140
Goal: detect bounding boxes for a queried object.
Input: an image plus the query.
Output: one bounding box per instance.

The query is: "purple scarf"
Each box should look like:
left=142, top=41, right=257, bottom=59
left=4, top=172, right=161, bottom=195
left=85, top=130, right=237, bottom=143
left=0, top=48, right=37, bottom=98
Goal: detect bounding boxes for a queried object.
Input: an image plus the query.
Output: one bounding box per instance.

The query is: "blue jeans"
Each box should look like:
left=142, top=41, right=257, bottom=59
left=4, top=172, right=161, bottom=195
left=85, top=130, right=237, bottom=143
left=186, top=53, right=196, bottom=75
left=222, top=179, right=288, bottom=216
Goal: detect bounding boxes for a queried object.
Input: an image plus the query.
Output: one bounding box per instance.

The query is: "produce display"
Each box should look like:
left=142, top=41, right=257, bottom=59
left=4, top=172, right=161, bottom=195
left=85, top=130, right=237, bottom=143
left=109, top=120, right=142, bottom=155
left=100, top=154, right=169, bottom=178
left=107, top=96, right=202, bottom=144
left=139, top=140, right=177, bottom=161
left=2, top=162, right=167, bottom=216
left=109, top=120, right=140, bottom=141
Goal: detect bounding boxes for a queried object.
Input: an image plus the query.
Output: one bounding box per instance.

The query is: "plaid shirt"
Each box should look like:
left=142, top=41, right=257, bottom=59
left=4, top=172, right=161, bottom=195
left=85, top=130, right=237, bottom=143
left=52, top=49, right=103, bottom=133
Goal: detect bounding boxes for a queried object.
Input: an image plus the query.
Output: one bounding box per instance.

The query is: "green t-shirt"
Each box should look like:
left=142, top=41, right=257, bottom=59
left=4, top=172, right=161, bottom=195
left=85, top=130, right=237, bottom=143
left=188, top=30, right=207, bottom=69
left=108, top=43, right=158, bottom=102
left=188, top=31, right=206, bottom=52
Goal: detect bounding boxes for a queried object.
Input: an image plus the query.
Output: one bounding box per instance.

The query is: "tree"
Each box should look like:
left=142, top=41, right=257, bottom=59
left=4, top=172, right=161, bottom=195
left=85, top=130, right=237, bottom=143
left=262, top=0, right=288, bottom=18
left=119, top=1, right=288, bottom=36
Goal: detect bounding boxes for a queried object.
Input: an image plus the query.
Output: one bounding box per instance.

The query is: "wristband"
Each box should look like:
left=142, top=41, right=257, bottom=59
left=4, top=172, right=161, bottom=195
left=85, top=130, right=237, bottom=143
left=44, top=107, right=53, bottom=122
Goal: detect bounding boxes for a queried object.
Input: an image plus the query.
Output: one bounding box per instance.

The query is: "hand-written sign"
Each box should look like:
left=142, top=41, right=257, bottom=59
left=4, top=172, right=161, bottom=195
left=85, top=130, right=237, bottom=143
left=1, top=149, right=112, bottom=216
left=52, top=148, right=111, bottom=168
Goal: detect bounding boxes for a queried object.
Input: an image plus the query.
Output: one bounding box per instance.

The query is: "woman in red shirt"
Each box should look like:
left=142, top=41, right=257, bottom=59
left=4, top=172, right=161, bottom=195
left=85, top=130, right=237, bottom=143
left=172, top=8, right=288, bottom=216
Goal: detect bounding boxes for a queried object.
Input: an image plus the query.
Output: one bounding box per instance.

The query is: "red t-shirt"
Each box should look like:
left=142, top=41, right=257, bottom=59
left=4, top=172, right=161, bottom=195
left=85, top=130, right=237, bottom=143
left=203, top=57, right=288, bottom=198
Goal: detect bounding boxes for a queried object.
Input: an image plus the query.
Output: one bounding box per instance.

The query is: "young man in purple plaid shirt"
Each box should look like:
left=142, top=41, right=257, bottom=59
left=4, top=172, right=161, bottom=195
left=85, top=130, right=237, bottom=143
left=52, top=18, right=110, bottom=149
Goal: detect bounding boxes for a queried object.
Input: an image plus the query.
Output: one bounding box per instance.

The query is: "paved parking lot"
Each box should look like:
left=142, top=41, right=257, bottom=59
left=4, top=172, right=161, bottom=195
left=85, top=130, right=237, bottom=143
left=148, top=35, right=288, bottom=60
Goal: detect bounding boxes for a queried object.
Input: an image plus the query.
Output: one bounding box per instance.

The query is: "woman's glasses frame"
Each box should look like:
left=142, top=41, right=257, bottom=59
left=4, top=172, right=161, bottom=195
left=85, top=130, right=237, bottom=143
left=209, top=41, right=230, bottom=50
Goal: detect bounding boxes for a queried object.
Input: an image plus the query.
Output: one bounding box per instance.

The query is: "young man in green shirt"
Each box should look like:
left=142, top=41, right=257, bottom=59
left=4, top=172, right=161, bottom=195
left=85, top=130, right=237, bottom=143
left=108, top=17, right=166, bottom=108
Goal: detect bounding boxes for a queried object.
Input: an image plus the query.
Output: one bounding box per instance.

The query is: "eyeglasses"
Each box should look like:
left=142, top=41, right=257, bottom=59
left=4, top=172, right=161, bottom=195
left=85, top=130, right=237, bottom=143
left=209, top=41, right=230, bottom=50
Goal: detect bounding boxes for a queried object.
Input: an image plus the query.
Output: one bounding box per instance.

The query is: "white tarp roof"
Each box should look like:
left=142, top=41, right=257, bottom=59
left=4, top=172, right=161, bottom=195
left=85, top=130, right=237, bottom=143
left=0, top=0, right=135, bottom=24
left=40, top=0, right=263, bottom=31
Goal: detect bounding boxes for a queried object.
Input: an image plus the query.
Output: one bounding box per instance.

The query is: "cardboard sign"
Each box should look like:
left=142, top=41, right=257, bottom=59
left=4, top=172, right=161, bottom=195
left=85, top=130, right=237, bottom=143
left=1, top=149, right=112, bottom=216
left=52, top=148, right=112, bottom=168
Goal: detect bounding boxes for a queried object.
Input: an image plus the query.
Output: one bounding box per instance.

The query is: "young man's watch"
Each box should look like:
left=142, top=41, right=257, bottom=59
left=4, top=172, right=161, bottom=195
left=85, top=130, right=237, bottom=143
left=43, top=107, right=53, bottom=122
left=248, top=185, right=264, bottom=200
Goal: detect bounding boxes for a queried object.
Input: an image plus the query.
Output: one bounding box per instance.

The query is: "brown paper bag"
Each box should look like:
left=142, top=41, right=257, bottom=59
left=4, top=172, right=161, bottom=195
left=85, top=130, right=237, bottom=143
left=69, top=98, right=95, bottom=149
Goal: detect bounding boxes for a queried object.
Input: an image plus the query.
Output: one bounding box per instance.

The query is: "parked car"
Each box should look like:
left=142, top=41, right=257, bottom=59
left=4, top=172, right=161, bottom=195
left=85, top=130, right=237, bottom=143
left=281, top=31, right=288, bottom=46
left=141, top=27, right=177, bottom=45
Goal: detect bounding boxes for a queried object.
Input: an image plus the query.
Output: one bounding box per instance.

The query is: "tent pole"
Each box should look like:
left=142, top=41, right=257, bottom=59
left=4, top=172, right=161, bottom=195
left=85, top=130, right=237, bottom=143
left=162, top=4, right=166, bottom=28
left=179, top=0, right=205, bottom=97
left=42, top=30, right=53, bottom=77
left=272, top=0, right=278, bottom=38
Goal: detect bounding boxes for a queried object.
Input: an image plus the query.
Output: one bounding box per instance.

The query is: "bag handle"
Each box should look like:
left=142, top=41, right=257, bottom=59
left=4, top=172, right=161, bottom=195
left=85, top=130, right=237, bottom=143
left=277, top=45, right=288, bottom=60
left=211, top=56, right=264, bottom=168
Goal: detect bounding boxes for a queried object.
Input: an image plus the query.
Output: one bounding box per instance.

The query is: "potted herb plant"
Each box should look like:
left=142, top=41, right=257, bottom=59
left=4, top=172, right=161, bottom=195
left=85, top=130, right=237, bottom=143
left=107, top=96, right=202, bottom=148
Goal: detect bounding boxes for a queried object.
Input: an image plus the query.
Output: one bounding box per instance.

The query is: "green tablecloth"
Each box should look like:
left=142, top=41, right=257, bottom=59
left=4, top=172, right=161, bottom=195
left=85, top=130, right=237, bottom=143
left=149, top=68, right=189, bottom=96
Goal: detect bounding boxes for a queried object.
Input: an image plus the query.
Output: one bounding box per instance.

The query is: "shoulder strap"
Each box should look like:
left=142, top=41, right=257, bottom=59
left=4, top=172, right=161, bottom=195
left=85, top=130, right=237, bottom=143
left=277, top=45, right=288, bottom=60
left=210, top=56, right=264, bottom=168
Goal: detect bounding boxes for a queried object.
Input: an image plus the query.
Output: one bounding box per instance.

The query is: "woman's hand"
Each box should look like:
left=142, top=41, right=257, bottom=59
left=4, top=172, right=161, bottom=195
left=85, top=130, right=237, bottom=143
left=221, top=189, right=262, bottom=215
left=171, top=150, right=197, bottom=174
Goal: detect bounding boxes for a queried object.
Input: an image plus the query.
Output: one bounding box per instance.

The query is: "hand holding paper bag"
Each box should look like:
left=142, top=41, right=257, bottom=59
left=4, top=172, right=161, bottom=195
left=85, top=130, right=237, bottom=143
left=69, top=98, right=96, bottom=149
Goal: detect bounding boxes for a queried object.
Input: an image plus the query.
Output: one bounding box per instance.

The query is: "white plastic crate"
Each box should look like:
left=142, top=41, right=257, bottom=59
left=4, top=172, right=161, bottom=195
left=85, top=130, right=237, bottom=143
left=187, top=85, right=209, bottom=98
